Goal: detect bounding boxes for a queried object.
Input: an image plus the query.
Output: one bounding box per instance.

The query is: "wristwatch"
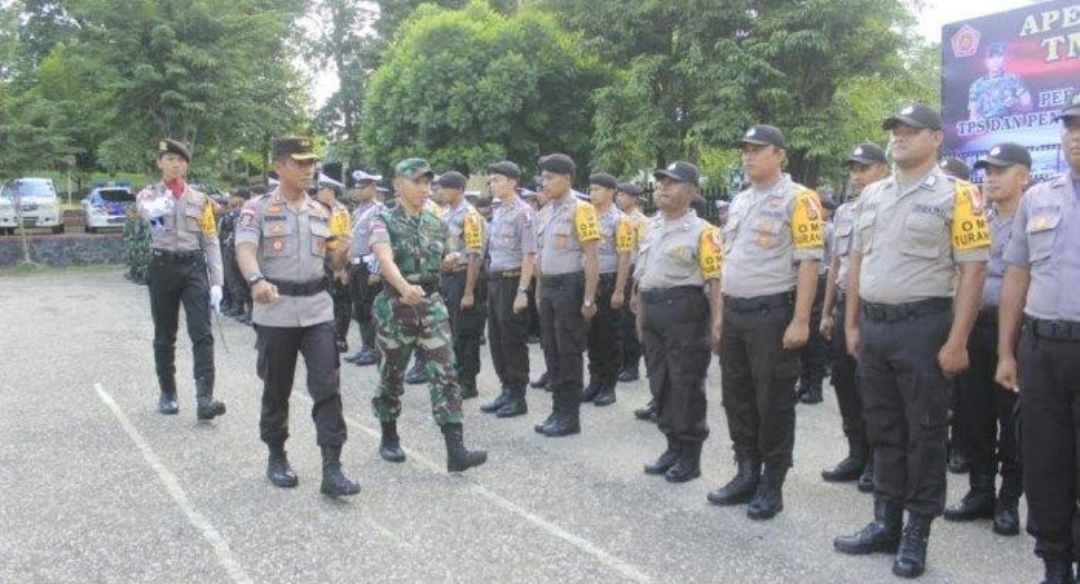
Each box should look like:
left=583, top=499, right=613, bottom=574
left=247, top=273, right=266, bottom=285
left=583, top=299, right=595, bottom=308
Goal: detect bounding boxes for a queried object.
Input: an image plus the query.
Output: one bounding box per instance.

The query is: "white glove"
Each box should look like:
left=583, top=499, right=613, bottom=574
left=209, top=285, right=223, bottom=313
left=143, top=196, right=172, bottom=220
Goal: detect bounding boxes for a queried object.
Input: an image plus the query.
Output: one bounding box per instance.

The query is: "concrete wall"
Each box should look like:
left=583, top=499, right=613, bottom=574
left=0, top=233, right=125, bottom=267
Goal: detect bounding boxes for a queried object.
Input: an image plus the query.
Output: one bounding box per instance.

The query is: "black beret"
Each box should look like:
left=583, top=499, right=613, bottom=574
left=435, top=171, right=467, bottom=191
left=588, top=173, right=618, bottom=190
left=157, top=138, right=191, bottom=163
left=538, top=153, right=575, bottom=176
left=487, top=161, right=522, bottom=179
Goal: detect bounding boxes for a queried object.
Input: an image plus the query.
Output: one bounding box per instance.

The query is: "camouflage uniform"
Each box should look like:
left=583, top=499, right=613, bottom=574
left=968, top=73, right=1029, bottom=119
left=123, top=211, right=151, bottom=284
left=370, top=204, right=463, bottom=426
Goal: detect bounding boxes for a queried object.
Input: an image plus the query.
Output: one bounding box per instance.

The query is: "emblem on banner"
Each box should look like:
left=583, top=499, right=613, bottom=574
left=951, top=25, right=980, bottom=58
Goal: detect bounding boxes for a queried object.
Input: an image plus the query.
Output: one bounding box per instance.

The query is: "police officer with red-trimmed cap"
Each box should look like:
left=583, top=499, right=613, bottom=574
left=997, top=93, right=1080, bottom=584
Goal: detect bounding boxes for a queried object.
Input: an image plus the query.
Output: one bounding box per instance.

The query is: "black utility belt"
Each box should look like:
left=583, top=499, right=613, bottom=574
left=266, top=278, right=327, bottom=297
left=862, top=297, right=951, bottom=323
left=541, top=272, right=583, bottom=287
left=724, top=291, right=794, bottom=314
left=489, top=268, right=522, bottom=279
left=640, top=286, right=703, bottom=304
left=151, top=249, right=204, bottom=263
left=1028, top=317, right=1080, bottom=342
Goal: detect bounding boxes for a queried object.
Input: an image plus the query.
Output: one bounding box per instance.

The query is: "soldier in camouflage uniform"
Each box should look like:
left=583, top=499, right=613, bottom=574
left=123, top=206, right=151, bottom=285
left=967, top=43, right=1032, bottom=122
left=368, top=157, right=487, bottom=473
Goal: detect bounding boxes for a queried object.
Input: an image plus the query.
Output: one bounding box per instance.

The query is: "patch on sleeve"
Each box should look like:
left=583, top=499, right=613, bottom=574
left=199, top=201, right=217, bottom=236
left=573, top=202, right=600, bottom=242
left=952, top=182, right=991, bottom=251
left=791, top=189, right=824, bottom=249
left=464, top=212, right=483, bottom=250
left=615, top=216, right=634, bottom=252
left=698, top=226, right=723, bottom=279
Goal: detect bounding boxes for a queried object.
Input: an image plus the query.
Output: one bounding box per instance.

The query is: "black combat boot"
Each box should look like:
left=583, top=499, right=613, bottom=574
left=634, top=400, right=658, bottom=422
left=992, top=472, right=1022, bottom=536
left=834, top=499, right=903, bottom=554
left=581, top=381, right=600, bottom=403
left=343, top=349, right=364, bottom=364
left=480, top=387, right=511, bottom=413
left=644, top=434, right=681, bottom=475
left=707, top=453, right=760, bottom=506
left=534, top=411, right=558, bottom=433
left=442, top=423, right=487, bottom=472
left=335, top=338, right=348, bottom=353
left=944, top=469, right=995, bottom=521
left=460, top=377, right=479, bottom=399
left=1041, top=558, right=1075, bottom=584
left=404, top=361, right=428, bottom=385
left=356, top=347, right=380, bottom=366
left=618, top=366, right=639, bottom=382
left=540, top=412, right=580, bottom=437
left=495, top=388, right=527, bottom=418
left=747, top=466, right=786, bottom=520
left=665, top=440, right=702, bottom=483
left=822, top=441, right=867, bottom=483
left=593, top=383, right=616, bottom=407
left=379, top=421, right=406, bottom=463
left=319, top=445, right=361, bottom=497
left=798, top=381, right=823, bottom=404
left=530, top=371, right=549, bottom=389
left=195, top=376, right=226, bottom=420
left=158, top=375, right=179, bottom=415
left=892, top=512, right=933, bottom=578
left=266, top=444, right=298, bottom=488
left=238, top=304, right=252, bottom=325
left=857, top=461, right=875, bottom=493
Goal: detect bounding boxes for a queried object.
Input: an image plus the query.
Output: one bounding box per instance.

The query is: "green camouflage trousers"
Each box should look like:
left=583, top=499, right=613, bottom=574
left=372, top=289, right=464, bottom=426
left=123, top=216, right=151, bottom=284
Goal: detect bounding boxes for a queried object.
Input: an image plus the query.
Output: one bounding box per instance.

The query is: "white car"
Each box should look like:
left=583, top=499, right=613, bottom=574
left=82, top=185, right=135, bottom=233
left=0, top=178, right=63, bottom=234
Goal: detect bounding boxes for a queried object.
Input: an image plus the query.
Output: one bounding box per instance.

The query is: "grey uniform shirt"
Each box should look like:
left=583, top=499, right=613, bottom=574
left=831, top=200, right=860, bottom=293
left=853, top=167, right=990, bottom=305
left=595, top=204, right=626, bottom=274
left=1003, top=173, right=1080, bottom=321
left=635, top=209, right=722, bottom=290
left=626, top=208, right=649, bottom=266
left=349, top=199, right=385, bottom=259
left=982, top=206, right=1016, bottom=308
left=136, top=182, right=224, bottom=287
left=234, top=190, right=334, bottom=327
left=721, top=174, right=825, bottom=298
left=536, top=194, right=600, bottom=276
left=486, top=195, right=536, bottom=271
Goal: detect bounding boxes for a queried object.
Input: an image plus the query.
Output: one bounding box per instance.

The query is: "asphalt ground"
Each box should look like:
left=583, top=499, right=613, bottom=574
left=0, top=267, right=1041, bottom=583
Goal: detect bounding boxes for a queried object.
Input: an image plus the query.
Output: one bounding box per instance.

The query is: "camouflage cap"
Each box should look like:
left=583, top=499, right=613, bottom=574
left=395, top=157, right=434, bottom=180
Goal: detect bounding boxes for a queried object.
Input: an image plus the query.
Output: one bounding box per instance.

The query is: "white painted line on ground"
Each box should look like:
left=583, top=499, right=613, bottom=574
left=93, top=383, right=254, bottom=584
left=343, top=410, right=652, bottom=583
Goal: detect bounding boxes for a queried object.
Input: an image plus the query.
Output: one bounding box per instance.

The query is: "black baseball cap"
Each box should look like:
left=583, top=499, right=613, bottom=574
left=487, top=161, right=522, bottom=180
left=652, top=161, right=700, bottom=186
left=1054, top=92, right=1080, bottom=121
left=846, top=142, right=887, bottom=166
left=158, top=138, right=191, bottom=163
left=883, top=103, right=942, bottom=131
left=939, top=157, right=971, bottom=180
left=589, top=173, right=618, bottom=190
left=616, top=182, right=644, bottom=197
left=974, top=143, right=1032, bottom=170
left=272, top=136, right=319, bottom=162
left=735, top=125, right=786, bottom=149
left=538, top=153, right=575, bottom=176
left=435, top=171, right=467, bottom=190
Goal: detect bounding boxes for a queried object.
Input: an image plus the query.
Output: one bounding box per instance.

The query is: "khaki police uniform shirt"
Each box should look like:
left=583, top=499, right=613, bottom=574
left=235, top=190, right=343, bottom=327
left=136, top=182, right=224, bottom=287
left=853, top=167, right=990, bottom=304
left=721, top=174, right=825, bottom=298
left=1003, top=173, right=1080, bottom=321
left=635, top=209, right=723, bottom=290
left=350, top=199, right=385, bottom=260
left=982, top=206, right=1015, bottom=308
left=831, top=200, right=860, bottom=293
left=595, top=204, right=634, bottom=274
left=486, top=195, right=536, bottom=272
left=441, top=199, right=484, bottom=270
left=536, top=194, right=600, bottom=276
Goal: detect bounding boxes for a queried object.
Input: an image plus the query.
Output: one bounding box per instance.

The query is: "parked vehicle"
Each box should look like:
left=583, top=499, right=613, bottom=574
left=0, top=178, right=63, bottom=234
left=82, top=184, right=136, bottom=233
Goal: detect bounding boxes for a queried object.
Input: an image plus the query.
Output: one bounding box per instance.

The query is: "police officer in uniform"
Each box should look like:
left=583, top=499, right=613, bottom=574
left=996, top=94, right=1080, bottom=584
left=435, top=170, right=486, bottom=399
left=635, top=162, right=723, bottom=483
left=344, top=170, right=385, bottom=366
left=819, top=142, right=889, bottom=490
left=479, top=161, right=536, bottom=418
left=136, top=139, right=227, bottom=419
left=316, top=180, right=352, bottom=353
left=368, top=158, right=487, bottom=472
left=220, top=188, right=252, bottom=322
left=706, top=125, right=823, bottom=520
left=834, top=104, right=989, bottom=578
left=234, top=136, right=360, bottom=497
left=582, top=173, right=633, bottom=406
left=616, top=182, right=648, bottom=383
left=944, top=143, right=1029, bottom=535
left=534, top=153, right=600, bottom=437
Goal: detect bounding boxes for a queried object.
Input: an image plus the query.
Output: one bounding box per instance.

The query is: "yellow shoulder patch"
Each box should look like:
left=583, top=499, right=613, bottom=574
left=791, top=189, right=824, bottom=249
left=615, top=216, right=634, bottom=252
left=952, top=182, right=991, bottom=251
left=463, top=211, right=484, bottom=250
left=574, top=201, right=600, bottom=243
left=198, top=200, right=217, bottom=236
left=698, top=225, right=723, bottom=279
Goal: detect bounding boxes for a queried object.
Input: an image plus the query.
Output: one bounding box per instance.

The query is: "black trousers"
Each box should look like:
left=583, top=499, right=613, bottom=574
left=619, top=271, right=641, bottom=372
left=539, top=272, right=587, bottom=415
left=832, top=300, right=867, bottom=455
left=222, top=247, right=249, bottom=309
left=1019, top=325, right=1080, bottom=561
left=440, top=271, right=487, bottom=384
left=642, top=288, right=711, bottom=442
left=147, top=252, right=214, bottom=388
left=720, top=300, right=800, bottom=468
left=798, top=274, right=829, bottom=387
left=587, top=273, right=623, bottom=387
left=488, top=275, right=530, bottom=391
left=955, top=313, right=1020, bottom=483
left=328, top=271, right=351, bottom=342
left=348, top=263, right=380, bottom=350
left=255, top=321, right=347, bottom=448
left=860, top=309, right=952, bottom=516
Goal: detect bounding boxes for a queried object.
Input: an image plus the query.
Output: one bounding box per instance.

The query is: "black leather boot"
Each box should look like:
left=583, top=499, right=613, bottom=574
left=460, top=377, right=479, bottom=399
left=379, top=421, right=406, bottom=463
left=857, top=461, right=875, bottom=493
left=158, top=375, right=179, bottom=415
left=618, top=366, right=639, bottom=382
left=442, top=423, right=487, bottom=472
left=496, top=388, right=527, bottom=418
left=530, top=371, right=549, bottom=389
left=343, top=349, right=364, bottom=363
left=822, top=442, right=867, bottom=483
left=266, top=445, right=298, bottom=488
left=992, top=472, right=1022, bottom=536
left=665, top=440, right=702, bottom=483
left=581, top=381, right=600, bottom=403
left=644, top=434, right=681, bottom=475
left=892, top=512, right=933, bottom=578
left=944, top=470, right=995, bottom=521
left=539, top=412, right=580, bottom=437
left=834, top=499, right=903, bottom=554
left=320, top=445, right=361, bottom=497
left=480, top=387, right=511, bottom=413
left=798, top=381, right=823, bottom=404
left=356, top=347, right=380, bottom=366
left=404, top=361, right=428, bottom=385
left=195, top=376, right=226, bottom=420
left=707, top=453, right=760, bottom=506
left=593, top=383, right=616, bottom=407
left=1041, top=558, right=1075, bottom=584
left=747, top=466, right=786, bottom=520
left=634, top=400, right=658, bottom=422
left=534, top=411, right=558, bottom=433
